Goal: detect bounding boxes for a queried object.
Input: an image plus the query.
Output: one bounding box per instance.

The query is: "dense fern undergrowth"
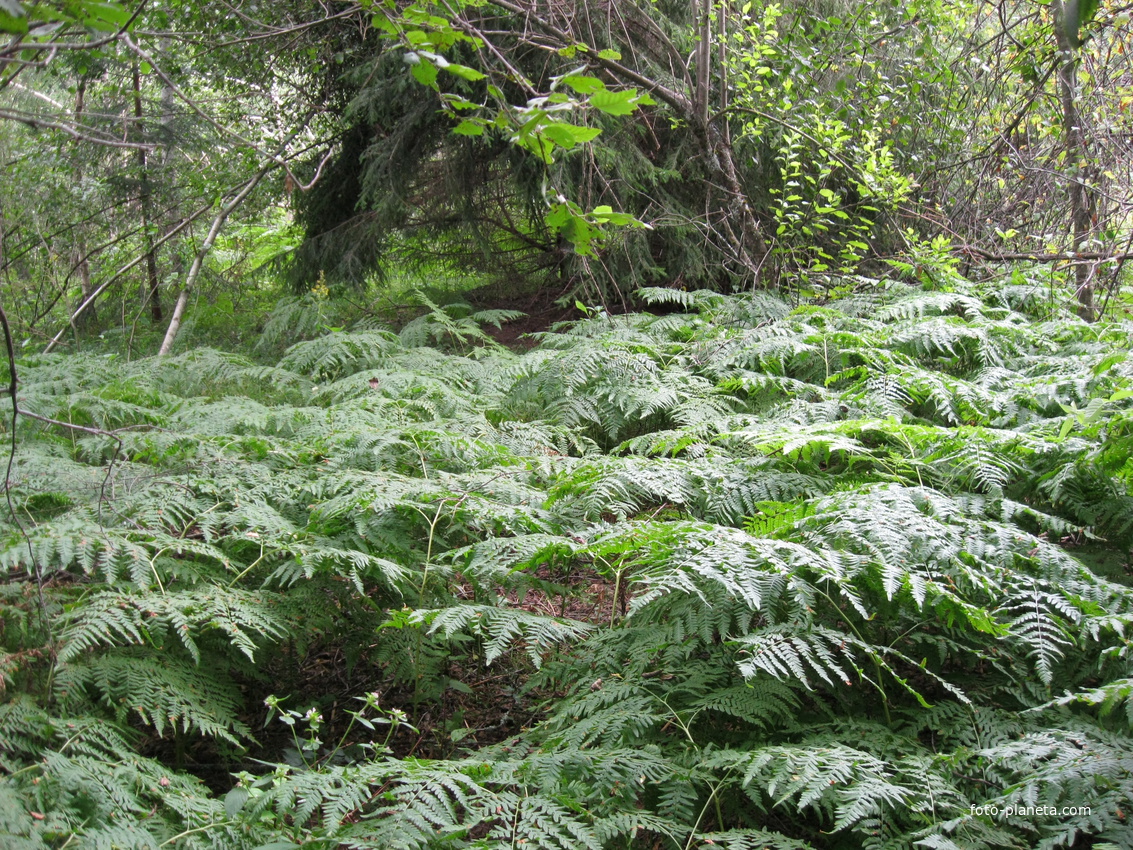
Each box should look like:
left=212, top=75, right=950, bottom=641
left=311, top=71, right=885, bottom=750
left=3, top=272, right=1133, bottom=849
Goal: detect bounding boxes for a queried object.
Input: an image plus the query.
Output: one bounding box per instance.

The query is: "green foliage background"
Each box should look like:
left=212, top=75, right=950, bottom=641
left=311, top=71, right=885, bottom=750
left=2, top=273, right=1133, bottom=848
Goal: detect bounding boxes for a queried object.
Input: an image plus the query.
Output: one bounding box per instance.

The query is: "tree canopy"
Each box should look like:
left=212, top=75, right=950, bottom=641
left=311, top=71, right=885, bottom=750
left=3, top=0, right=1133, bottom=343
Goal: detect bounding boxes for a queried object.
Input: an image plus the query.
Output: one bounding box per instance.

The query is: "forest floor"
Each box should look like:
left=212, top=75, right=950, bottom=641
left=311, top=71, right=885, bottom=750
left=469, top=286, right=576, bottom=348
left=466, top=281, right=650, bottom=348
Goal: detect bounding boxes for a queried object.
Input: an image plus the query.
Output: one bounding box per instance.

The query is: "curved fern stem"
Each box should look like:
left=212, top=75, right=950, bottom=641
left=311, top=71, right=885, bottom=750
left=682, top=772, right=735, bottom=850
left=156, top=820, right=234, bottom=847
left=812, top=584, right=892, bottom=724
left=227, top=543, right=265, bottom=587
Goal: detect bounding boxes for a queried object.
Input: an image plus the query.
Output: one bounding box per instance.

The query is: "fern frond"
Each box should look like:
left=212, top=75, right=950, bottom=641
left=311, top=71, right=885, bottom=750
left=736, top=626, right=855, bottom=689
left=692, top=830, right=818, bottom=849
left=421, top=604, right=592, bottom=668
left=1039, top=678, right=1133, bottom=727
left=58, top=587, right=288, bottom=664
left=279, top=329, right=401, bottom=380
left=54, top=651, right=251, bottom=742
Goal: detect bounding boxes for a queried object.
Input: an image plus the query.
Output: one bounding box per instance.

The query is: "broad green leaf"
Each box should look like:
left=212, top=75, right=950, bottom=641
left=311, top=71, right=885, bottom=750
left=590, top=88, right=640, bottom=115
left=452, top=120, right=484, bottom=136
left=1080, top=0, right=1100, bottom=31
left=225, top=786, right=249, bottom=818
left=1092, top=353, right=1126, bottom=375
left=0, top=0, right=27, bottom=34
left=80, top=0, right=132, bottom=31
left=545, top=205, right=572, bottom=228
left=442, top=94, right=479, bottom=110
left=591, top=206, right=638, bottom=226
left=444, top=63, right=487, bottom=81
left=370, top=8, right=397, bottom=34
left=516, top=133, right=554, bottom=164
left=546, top=202, right=598, bottom=255
left=559, top=74, right=606, bottom=95
left=410, top=56, right=439, bottom=87
left=540, top=122, right=601, bottom=148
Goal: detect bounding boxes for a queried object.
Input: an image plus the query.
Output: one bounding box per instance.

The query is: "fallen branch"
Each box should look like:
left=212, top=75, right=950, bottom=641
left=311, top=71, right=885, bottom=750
left=43, top=200, right=216, bottom=353
left=157, top=120, right=316, bottom=355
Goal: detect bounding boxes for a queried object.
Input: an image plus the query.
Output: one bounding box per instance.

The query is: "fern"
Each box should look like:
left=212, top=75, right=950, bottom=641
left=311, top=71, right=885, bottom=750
left=1041, top=678, right=1133, bottom=727
left=718, top=743, right=916, bottom=830
left=420, top=604, right=592, bottom=668
left=58, top=587, right=288, bottom=664
left=0, top=700, right=232, bottom=848
left=736, top=626, right=857, bottom=690
left=54, top=651, right=251, bottom=742
left=278, top=328, right=401, bottom=380
left=5, top=274, right=1133, bottom=849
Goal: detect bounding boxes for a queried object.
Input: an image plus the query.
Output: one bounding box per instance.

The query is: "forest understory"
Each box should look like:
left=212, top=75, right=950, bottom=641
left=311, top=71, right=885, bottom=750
left=8, top=0, right=1133, bottom=845
left=2, top=272, right=1133, bottom=850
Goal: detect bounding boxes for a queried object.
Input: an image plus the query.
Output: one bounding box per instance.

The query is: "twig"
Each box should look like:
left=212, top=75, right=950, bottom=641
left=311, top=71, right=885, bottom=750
left=0, top=108, right=156, bottom=150
left=122, top=35, right=330, bottom=191
left=0, top=297, right=55, bottom=658
left=959, top=246, right=1133, bottom=263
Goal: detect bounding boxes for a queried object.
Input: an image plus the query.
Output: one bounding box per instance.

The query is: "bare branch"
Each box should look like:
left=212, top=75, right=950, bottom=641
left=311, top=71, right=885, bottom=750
left=0, top=108, right=156, bottom=150
left=43, top=201, right=218, bottom=353
left=122, top=35, right=330, bottom=191
left=959, top=246, right=1133, bottom=263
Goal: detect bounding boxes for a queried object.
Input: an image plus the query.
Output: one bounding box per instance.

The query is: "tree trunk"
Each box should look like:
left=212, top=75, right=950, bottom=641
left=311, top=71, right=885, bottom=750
left=696, top=0, right=712, bottom=126
left=1052, top=0, right=1097, bottom=321
left=70, top=244, right=95, bottom=328
left=158, top=164, right=275, bottom=355
left=132, top=62, right=163, bottom=323
left=72, top=80, right=96, bottom=327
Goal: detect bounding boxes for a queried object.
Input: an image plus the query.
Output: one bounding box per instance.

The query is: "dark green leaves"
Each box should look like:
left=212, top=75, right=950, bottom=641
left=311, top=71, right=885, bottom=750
left=545, top=200, right=647, bottom=256
left=76, top=0, right=133, bottom=31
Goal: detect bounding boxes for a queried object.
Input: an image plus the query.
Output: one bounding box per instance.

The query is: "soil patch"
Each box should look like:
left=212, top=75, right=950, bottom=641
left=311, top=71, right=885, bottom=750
left=467, top=286, right=577, bottom=350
